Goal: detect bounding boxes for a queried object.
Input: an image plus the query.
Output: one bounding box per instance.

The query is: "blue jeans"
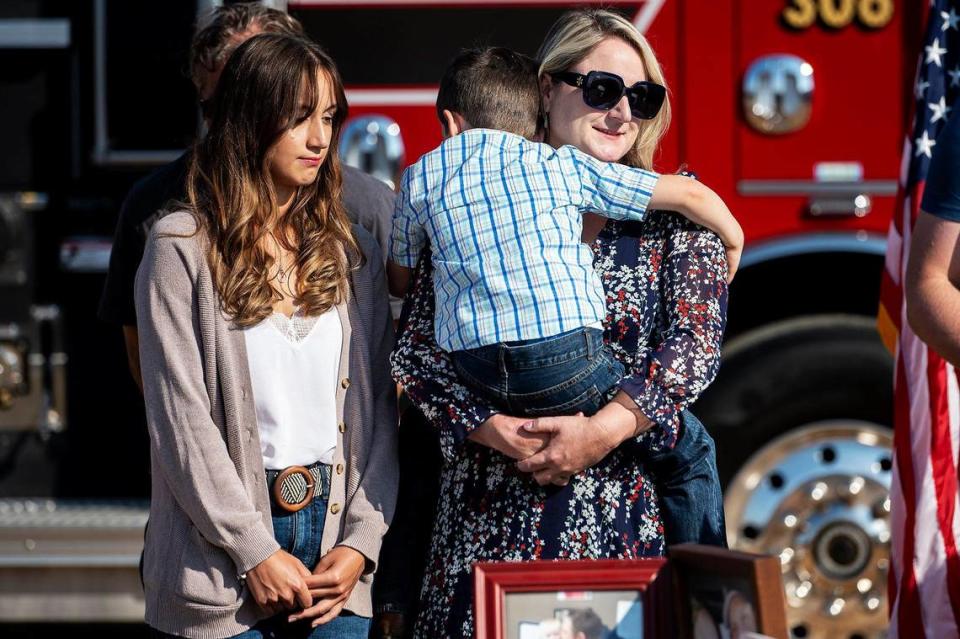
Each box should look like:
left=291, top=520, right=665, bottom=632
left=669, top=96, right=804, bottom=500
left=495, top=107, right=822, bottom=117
left=150, top=467, right=370, bottom=639
left=224, top=607, right=370, bottom=639
left=648, top=410, right=727, bottom=547
left=451, top=327, right=625, bottom=417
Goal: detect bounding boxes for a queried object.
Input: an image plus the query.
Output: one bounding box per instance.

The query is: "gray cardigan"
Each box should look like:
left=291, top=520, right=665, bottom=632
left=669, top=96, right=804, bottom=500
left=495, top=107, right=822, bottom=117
left=135, top=211, right=398, bottom=638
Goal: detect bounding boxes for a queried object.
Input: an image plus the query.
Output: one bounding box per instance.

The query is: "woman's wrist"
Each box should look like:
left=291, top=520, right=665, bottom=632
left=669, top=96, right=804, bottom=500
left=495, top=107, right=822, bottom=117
left=468, top=414, right=518, bottom=455
left=590, top=392, right=654, bottom=447
left=467, top=415, right=501, bottom=449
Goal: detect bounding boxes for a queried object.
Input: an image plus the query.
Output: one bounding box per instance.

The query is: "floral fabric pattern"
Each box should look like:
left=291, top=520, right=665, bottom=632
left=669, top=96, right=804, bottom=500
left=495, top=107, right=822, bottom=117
left=389, top=212, right=728, bottom=637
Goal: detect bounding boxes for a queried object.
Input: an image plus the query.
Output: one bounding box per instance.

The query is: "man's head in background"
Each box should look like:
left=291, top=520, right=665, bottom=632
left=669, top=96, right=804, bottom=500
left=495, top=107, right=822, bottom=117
left=189, top=2, right=305, bottom=105
left=564, top=608, right=605, bottom=639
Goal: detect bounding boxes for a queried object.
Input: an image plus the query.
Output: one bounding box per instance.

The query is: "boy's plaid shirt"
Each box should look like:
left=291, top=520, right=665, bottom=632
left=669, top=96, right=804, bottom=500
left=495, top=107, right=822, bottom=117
left=390, top=128, right=659, bottom=352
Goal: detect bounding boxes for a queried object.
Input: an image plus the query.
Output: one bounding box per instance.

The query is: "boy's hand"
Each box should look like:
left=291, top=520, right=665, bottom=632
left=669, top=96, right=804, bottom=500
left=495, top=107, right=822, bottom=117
left=723, top=226, right=744, bottom=283
left=705, top=200, right=743, bottom=283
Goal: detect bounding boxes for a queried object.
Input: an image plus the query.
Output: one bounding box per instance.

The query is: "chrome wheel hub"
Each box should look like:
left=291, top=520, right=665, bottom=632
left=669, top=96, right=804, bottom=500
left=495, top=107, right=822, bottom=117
left=724, top=421, right=893, bottom=639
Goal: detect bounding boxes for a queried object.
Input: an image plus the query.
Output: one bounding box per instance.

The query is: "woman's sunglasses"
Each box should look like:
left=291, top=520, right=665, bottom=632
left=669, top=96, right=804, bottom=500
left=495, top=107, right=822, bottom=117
left=551, top=70, right=666, bottom=120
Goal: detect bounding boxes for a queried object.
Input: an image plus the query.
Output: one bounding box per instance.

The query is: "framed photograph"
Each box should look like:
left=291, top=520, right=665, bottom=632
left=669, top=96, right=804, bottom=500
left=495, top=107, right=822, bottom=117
left=669, top=544, right=788, bottom=639
left=474, top=558, right=671, bottom=639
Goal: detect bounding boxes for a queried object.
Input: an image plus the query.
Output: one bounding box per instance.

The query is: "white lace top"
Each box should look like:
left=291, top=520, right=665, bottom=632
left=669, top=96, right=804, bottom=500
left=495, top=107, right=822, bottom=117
left=243, top=307, right=342, bottom=468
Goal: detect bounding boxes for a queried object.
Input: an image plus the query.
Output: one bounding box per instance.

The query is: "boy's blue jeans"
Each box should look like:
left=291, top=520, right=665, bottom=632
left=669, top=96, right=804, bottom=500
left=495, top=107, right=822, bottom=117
left=450, top=326, right=726, bottom=547
left=653, top=410, right=728, bottom=547
left=451, top=326, right=624, bottom=416
left=149, top=465, right=370, bottom=639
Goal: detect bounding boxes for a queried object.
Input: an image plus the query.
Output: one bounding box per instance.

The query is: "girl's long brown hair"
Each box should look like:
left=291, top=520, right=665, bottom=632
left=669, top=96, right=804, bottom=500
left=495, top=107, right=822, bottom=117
left=186, top=33, right=358, bottom=327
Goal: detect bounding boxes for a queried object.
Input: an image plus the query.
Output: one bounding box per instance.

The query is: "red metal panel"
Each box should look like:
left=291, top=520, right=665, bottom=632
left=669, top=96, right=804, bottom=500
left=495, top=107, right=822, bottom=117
left=640, top=0, right=680, bottom=173
left=673, top=0, right=922, bottom=244
left=726, top=0, right=908, bottom=242
left=735, top=0, right=905, bottom=181
left=675, top=0, right=739, bottom=202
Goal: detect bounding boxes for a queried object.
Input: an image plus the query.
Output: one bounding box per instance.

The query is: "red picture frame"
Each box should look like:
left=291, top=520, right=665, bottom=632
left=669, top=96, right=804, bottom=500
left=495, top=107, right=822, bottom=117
left=473, top=558, right=672, bottom=639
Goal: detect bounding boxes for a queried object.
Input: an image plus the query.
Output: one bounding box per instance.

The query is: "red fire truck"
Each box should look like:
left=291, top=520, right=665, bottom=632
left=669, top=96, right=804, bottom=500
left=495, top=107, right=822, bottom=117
left=297, top=2, right=914, bottom=635
left=0, top=2, right=922, bottom=638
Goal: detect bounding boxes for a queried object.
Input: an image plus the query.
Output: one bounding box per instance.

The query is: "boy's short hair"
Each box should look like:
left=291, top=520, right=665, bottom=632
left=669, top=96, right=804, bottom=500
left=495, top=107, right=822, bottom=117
left=436, top=47, right=540, bottom=139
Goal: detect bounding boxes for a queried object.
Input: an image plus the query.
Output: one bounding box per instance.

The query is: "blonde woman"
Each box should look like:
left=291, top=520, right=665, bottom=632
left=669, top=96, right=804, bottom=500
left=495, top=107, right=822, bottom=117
left=391, top=9, right=727, bottom=636
left=137, top=34, right=396, bottom=639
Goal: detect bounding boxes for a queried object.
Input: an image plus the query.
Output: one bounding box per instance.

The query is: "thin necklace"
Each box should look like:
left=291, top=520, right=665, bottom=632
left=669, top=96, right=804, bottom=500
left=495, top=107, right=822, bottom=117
left=275, top=261, right=292, bottom=283
left=266, top=231, right=295, bottom=283
left=273, top=261, right=297, bottom=298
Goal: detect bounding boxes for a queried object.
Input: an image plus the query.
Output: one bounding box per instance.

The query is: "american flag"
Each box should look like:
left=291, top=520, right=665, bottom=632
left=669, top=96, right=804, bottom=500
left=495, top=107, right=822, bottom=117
left=878, top=1, right=960, bottom=636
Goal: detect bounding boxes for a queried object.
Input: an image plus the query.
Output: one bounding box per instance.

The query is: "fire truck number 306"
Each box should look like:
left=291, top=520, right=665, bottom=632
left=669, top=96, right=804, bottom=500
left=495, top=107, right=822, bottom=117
left=783, top=0, right=894, bottom=30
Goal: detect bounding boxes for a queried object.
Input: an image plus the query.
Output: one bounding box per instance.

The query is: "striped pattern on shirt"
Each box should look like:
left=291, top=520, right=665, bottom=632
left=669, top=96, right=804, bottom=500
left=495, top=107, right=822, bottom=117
left=390, top=128, right=659, bottom=352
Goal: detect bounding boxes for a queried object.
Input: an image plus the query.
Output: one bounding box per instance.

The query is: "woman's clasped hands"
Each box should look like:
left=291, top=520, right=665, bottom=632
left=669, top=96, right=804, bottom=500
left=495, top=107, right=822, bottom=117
left=247, top=545, right=366, bottom=628
left=470, top=391, right=655, bottom=487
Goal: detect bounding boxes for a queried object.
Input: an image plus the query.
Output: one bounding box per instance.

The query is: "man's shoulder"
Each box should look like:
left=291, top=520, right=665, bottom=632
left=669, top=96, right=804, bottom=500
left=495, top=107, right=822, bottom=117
left=343, top=164, right=393, bottom=197
left=343, top=164, right=395, bottom=212
left=121, top=153, right=190, bottom=231
left=939, top=108, right=960, bottom=142
left=351, top=223, right=382, bottom=264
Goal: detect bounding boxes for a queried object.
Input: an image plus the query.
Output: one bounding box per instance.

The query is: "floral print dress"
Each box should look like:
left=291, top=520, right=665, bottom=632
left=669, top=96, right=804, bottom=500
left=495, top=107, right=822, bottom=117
left=389, top=212, right=728, bottom=637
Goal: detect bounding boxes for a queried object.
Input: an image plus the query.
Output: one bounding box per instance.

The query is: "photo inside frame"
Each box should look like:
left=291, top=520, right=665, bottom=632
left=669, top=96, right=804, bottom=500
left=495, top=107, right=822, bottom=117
left=503, top=589, right=643, bottom=639
left=684, top=571, right=767, bottom=639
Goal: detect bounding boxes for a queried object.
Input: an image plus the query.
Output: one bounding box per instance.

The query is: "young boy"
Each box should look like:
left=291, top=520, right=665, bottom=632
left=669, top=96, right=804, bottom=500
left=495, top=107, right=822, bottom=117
left=388, top=46, right=742, bottom=417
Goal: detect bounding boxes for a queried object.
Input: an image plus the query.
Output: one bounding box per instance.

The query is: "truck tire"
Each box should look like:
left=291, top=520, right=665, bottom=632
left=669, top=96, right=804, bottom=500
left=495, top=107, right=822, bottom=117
left=695, top=315, right=894, bottom=639
left=695, top=314, right=892, bottom=485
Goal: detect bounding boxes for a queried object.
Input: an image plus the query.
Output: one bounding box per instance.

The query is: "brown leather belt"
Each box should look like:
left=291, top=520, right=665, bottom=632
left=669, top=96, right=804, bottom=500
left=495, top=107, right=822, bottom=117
left=265, top=462, right=331, bottom=513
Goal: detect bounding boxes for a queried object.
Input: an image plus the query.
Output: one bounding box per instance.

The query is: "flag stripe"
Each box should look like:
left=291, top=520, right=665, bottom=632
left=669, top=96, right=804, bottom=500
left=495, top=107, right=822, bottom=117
left=888, top=433, right=905, bottom=638
left=927, top=350, right=960, bottom=624
left=904, top=331, right=944, bottom=634
left=951, top=369, right=960, bottom=472
left=894, top=354, right=927, bottom=637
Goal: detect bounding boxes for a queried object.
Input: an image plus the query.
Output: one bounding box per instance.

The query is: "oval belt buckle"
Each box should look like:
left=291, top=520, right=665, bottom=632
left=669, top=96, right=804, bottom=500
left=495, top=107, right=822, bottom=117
left=273, top=465, right=315, bottom=513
